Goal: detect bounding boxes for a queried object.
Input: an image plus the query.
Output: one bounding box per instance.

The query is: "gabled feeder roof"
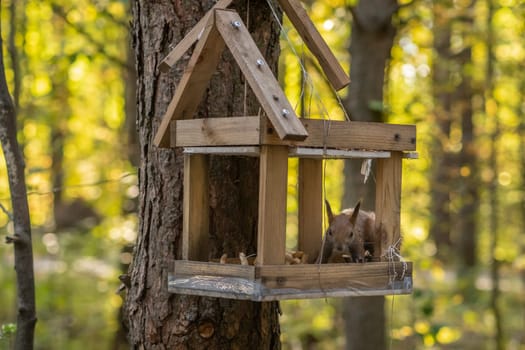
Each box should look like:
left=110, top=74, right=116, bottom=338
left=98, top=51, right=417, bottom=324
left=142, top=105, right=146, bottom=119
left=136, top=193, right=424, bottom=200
left=154, top=0, right=351, bottom=148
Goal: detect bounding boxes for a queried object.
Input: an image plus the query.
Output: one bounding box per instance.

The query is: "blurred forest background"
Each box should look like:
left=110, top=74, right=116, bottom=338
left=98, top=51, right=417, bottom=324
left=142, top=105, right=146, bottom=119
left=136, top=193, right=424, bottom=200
left=1, top=0, right=524, bottom=349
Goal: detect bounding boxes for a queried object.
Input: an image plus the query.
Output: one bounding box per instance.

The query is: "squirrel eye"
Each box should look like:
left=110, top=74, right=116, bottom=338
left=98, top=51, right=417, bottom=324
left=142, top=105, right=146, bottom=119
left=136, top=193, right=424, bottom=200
left=349, top=231, right=354, bottom=238
left=327, top=229, right=332, bottom=236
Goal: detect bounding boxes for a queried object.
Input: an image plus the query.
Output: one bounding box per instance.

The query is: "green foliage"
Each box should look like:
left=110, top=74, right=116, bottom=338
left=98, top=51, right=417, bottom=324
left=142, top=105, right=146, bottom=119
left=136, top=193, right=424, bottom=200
left=0, top=323, right=16, bottom=350
left=1, top=0, right=133, bottom=348
left=0, top=323, right=16, bottom=339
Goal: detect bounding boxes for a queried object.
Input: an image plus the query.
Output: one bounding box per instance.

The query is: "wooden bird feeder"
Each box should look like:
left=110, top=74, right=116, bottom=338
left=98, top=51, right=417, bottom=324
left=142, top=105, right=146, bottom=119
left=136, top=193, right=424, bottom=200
left=156, top=1, right=415, bottom=301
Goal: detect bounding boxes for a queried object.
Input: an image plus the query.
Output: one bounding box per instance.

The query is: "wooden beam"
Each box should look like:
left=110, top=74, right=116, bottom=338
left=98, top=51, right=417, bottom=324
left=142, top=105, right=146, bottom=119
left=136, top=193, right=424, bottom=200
left=159, top=0, right=233, bottom=72
left=183, top=154, right=210, bottom=261
left=262, top=118, right=417, bottom=151
left=257, top=146, right=288, bottom=265
left=168, top=261, right=413, bottom=300
left=173, top=260, right=255, bottom=279
left=173, top=116, right=416, bottom=152
left=375, top=151, right=403, bottom=258
left=290, top=148, right=390, bottom=159
left=182, top=146, right=393, bottom=160
left=183, top=146, right=260, bottom=157
left=172, top=116, right=261, bottom=147
left=258, top=262, right=411, bottom=290
left=277, top=0, right=350, bottom=90
left=298, top=159, right=323, bottom=263
left=215, top=10, right=308, bottom=141
left=154, top=14, right=225, bottom=147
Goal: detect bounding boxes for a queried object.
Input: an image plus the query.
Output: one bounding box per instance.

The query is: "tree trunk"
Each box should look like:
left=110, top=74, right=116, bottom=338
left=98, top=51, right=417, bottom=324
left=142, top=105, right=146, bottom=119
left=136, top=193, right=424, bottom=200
left=456, top=45, right=477, bottom=268
left=124, top=1, right=281, bottom=348
left=485, top=0, right=503, bottom=347
left=0, top=12, right=37, bottom=349
left=342, top=1, right=398, bottom=349
left=430, top=1, right=454, bottom=254
left=431, top=0, right=478, bottom=267
left=519, top=79, right=525, bottom=348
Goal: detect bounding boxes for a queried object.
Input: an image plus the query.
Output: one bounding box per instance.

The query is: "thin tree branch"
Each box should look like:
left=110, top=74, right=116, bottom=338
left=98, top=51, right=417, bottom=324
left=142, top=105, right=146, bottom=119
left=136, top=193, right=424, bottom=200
left=0, top=201, right=13, bottom=221
left=91, top=0, right=130, bottom=28
left=50, top=3, right=133, bottom=71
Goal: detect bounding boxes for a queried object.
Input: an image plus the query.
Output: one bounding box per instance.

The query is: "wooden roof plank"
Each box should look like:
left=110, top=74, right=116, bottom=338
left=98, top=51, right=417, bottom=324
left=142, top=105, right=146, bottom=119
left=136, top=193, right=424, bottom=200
left=215, top=9, right=308, bottom=141
left=172, top=116, right=261, bottom=147
left=277, top=0, right=350, bottom=91
left=154, top=14, right=226, bottom=147
left=262, top=118, right=417, bottom=151
left=159, top=0, right=233, bottom=72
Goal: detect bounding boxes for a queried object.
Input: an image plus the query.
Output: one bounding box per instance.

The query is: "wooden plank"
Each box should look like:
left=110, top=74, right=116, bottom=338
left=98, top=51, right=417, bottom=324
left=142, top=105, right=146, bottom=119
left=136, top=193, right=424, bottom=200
left=168, top=261, right=412, bottom=300
left=257, top=285, right=412, bottom=300
left=257, top=262, right=411, bottom=278
left=182, top=146, right=391, bottom=159
left=183, top=146, right=260, bottom=157
left=375, top=151, right=403, bottom=258
left=159, top=0, right=233, bottom=72
left=215, top=10, right=308, bottom=141
left=257, top=146, right=288, bottom=265
left=173, top=117, right=260, bottom=147
left=183, top=154, right=209, bottom=260
left=262, top=118, right=417, bottom=151
left=154, top=14, right=225, bottom=147
left=172, top=260, right=255, bottom=279
left=168, top=277, right=258, bottom=300
left=277, top=0, right=350, bottom=90
left=258, top=262, right=412, bottom=289
left=174, top=116, right=416, bottom=151
left=298, top=159, right=323, bottom=263
left=291, top=148, right=390, bottom=159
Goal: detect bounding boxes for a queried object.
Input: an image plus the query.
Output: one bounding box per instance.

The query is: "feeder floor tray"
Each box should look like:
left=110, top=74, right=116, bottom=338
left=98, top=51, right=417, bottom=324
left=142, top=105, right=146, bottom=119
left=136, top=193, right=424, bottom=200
left=168, top=260, right=413, bottom=301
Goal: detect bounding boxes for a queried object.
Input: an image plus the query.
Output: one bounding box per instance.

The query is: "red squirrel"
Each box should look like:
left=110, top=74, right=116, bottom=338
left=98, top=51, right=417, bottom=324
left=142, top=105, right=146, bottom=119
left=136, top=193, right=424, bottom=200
left=317, top=200, right=376, bottom=263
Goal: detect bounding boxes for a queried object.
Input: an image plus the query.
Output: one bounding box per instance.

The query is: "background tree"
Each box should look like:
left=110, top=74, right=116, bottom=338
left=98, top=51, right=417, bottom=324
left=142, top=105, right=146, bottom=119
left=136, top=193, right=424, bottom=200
left=0, top=4, right=36, bottom=348
left=123, top=1, right=281, bottom=347
left=430, top=0, right=478, bottom=268
left=341, top=1, right=399, bottom=349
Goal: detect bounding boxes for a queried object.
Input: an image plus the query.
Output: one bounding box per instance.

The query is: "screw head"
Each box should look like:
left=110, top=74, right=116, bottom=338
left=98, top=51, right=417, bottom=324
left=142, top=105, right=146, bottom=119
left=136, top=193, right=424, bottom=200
left=282, top=109, right=290, bottom=117
left=256, top=59, right=265, bottom=67
left=231, top=21, right=241, bottom=29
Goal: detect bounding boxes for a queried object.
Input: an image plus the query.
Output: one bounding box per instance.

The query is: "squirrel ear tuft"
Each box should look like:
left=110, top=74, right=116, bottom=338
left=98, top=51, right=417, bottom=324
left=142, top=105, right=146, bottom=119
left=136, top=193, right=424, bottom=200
left=325, top=199, right=334, bottom=223
left=349, top=201, right=361, bottom=224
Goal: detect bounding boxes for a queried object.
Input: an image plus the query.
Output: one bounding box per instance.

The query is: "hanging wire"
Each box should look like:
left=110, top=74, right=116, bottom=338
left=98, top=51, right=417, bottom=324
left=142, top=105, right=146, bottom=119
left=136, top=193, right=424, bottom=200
left=386, top=237, right=408, bottom=350
left=264, top=0, right=350, bottom=122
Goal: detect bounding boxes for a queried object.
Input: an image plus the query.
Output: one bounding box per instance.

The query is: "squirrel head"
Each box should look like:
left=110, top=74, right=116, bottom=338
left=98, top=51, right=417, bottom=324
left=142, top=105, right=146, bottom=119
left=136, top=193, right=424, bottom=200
left=324, top=200, right=365, bottom=262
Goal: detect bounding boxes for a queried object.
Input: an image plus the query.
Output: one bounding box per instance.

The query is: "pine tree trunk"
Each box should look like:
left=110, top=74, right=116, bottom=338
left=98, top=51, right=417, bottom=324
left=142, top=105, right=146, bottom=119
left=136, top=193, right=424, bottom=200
left=342, top=1, right=398, bottom=349
left=124, top=1, right=281, bottom=348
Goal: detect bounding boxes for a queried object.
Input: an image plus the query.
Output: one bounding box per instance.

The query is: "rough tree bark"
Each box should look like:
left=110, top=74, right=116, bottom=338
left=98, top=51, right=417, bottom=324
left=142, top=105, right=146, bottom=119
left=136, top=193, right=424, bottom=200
left=342, top=1, right=398, bottom=349
left=124, top=1, right=281, bottom=348
left=0, top=7, right=37, bottom=349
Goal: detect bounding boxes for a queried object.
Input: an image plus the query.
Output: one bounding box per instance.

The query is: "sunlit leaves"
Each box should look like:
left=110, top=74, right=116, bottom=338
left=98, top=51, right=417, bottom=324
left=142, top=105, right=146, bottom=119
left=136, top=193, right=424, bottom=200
left=1, top=0, right=133, bottom=347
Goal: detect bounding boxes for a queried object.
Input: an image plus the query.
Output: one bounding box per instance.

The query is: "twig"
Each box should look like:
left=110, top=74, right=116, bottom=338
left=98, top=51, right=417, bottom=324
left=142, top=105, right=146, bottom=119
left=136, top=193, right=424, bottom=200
left=0, top=202, right=13, bottom=221
left=50, top=3, right=133, bottom=71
